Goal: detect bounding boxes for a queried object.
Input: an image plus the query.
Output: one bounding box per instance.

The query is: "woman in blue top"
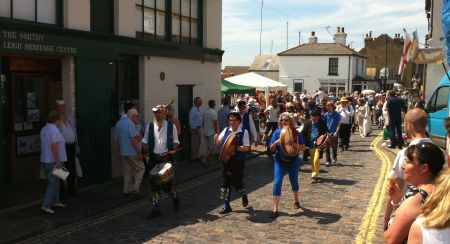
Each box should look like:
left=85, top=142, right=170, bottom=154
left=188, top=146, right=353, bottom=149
left=269, top=112, right=306, bottom=219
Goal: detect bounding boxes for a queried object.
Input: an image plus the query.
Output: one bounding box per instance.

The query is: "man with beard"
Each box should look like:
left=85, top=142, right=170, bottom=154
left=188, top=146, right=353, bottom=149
left=143, top=105, right=180, bottom=219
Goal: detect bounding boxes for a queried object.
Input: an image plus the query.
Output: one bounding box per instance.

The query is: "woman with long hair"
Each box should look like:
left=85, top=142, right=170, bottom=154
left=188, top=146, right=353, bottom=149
left=384, top=142, right=445, bottom=243
left=269, top=112, right=306, bottom=219
left=408, top=168, right=450, bottom=243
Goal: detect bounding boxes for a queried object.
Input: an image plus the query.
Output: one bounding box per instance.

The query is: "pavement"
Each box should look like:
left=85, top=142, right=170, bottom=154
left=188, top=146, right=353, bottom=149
left=0, top=146, right=266, bottom=244
left=9, top=129, right=401, bottom=244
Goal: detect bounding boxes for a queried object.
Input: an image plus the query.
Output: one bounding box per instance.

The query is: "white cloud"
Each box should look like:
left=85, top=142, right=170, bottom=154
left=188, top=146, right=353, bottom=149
left=222, top=0, right=428, bottom=66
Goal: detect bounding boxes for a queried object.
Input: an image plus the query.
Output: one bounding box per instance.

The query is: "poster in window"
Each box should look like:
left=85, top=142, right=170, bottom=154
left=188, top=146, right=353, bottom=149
left=27, top=92, right=37, bottom=108
left=17, top=134, right=41, bottom=155
left=28, top=109, right=40, bottom=122
left=23, top=122, right=33, bottom=130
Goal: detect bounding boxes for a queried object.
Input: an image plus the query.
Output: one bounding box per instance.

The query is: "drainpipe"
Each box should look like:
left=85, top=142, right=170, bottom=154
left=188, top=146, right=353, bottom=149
left=348, top=56, right=351, bottom=92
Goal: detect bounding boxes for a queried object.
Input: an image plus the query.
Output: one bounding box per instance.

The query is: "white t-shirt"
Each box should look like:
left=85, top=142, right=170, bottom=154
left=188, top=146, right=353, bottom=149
left=203, top=108, right=218, bottom=136
left=264, top=105, right=280, bottom=123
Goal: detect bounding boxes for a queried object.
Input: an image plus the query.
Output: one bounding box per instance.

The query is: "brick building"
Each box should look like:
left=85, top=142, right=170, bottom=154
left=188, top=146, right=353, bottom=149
left=359, top=32, right=414, bottom=90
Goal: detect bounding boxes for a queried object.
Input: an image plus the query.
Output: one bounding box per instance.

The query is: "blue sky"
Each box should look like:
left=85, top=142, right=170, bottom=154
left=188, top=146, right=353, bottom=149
left=222, top=0, right=428, bottom=67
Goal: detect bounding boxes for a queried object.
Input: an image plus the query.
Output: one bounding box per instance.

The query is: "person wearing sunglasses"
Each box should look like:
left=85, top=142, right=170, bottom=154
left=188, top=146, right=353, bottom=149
left=214, top=112, right=250, bottom=215
left=383, top=108, right=437, bottom=231
left=384, top=142, right=445, bottom=243
left=269, top=112, right=306, bottom=219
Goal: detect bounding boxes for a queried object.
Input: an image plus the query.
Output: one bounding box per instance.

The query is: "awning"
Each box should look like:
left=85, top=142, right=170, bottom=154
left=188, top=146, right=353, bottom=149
left=413, top=48, right=444, bottom=64
left=224, top=72, right=287, bottom=92
left=220, top=80, right=256, bottom=95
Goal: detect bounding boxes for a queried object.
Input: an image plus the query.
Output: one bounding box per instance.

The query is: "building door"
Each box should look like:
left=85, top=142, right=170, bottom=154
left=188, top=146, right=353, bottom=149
left=177, top=85, right=193, bottom=160
left=76, top=58, right=112, bottom=185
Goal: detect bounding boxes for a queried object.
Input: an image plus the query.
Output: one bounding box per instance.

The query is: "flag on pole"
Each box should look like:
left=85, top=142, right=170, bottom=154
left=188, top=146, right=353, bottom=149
left=398, top=30, right=418, bottom=78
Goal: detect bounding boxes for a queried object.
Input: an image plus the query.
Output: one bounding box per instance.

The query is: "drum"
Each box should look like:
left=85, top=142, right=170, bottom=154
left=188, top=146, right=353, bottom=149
left=280, top=126, right=298, bottom=156
left=315, top=134, right=332, bottom=150
left=219, top=133, right=237, bottom=163
left=150, top=163, right=174, bottom=185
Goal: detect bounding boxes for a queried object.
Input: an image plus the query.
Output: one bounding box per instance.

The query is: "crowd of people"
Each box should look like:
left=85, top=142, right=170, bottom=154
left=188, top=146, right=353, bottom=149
left=38, top=87, right=450, bottom=241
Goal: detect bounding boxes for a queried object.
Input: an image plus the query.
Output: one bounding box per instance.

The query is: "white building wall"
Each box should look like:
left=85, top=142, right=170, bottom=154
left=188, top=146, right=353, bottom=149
left=425, top=0, right=445, bottom=101
left=203, top=0, right=222, bottom=49
left=114, top=0, right=135, bottom=37
left=279, top=56, right=354, bottom=93
left=64, top=0, right=90, bottom=31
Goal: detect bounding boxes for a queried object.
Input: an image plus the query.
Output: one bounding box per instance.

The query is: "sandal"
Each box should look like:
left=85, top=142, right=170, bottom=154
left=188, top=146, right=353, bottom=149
left=41, top=207, right=55, bottom=214
left=294, top=201, right=300, bottom=209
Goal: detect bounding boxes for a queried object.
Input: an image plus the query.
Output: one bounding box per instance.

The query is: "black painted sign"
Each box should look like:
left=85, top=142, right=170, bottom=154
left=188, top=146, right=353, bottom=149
left=1, top=30, right=78, bottom=55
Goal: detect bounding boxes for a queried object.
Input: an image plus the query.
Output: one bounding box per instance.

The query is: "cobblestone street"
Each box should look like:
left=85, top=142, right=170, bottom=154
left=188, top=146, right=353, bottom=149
left=26, top=131, right=391, bottom=244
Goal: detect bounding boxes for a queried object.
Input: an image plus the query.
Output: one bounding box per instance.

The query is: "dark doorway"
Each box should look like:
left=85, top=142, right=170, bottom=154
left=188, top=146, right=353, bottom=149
left=177, top=85, right=193, bottom=160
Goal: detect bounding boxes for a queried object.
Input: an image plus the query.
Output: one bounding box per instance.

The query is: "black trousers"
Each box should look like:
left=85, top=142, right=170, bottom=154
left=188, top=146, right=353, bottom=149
left=222, top=159, right=245, bottom=191
left=60, top=143, right=77, bottom=200
left=339, top=124, right=351, bottom=148
left=388, top=121, right=403, bottom=147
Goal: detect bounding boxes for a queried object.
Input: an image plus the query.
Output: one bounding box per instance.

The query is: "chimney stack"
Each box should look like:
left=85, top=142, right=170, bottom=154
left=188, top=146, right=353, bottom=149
left=309, top=31, right=318, bottom=44
left=334, top=26, right=347, bottom=46
left=369, top=31, right=372, bottom=38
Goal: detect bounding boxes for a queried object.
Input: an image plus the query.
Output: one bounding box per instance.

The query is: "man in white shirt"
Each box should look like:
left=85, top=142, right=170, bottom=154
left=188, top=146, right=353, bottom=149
left=336, top=97, right=354, bottom=151
left=202, top=100, right=218, bottom=166
left=142, top=105, right=180, bottom=219
left=56, top=100, right=80, bottom=197
left=214, top=112, right=250, bottom=214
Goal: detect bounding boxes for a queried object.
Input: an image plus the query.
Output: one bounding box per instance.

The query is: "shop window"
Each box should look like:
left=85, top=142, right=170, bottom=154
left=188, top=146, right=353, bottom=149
left=136, top=0, right=167, bottom=40
left=328, top=58, right=338, bottom=76
left=1, top=0, right=61, bottom=25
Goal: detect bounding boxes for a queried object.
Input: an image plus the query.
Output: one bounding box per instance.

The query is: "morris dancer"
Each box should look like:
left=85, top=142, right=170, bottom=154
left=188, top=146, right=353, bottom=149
left=269, top=112, right=306, bottom=219
left=142, top=105, right=180, bottom=219
left=302, top=108, right=328, bottom=183
left=323, top=102, right=341, bottom=166
left=214, top=112, right=250, bottom=214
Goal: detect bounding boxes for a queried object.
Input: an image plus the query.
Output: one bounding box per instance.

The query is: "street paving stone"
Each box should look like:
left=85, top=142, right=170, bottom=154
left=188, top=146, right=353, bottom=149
left=32, top=131, right=389, bottom=244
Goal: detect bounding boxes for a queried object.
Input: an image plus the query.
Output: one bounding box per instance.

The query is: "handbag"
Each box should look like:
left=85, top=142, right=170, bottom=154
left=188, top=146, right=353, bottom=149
left=52, top=166, right=70, bottom=181
left=276, top=153, right=297, bottom=164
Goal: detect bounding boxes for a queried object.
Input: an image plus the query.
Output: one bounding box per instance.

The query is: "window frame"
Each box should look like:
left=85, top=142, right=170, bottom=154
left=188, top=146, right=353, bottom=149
left=135, top=0, right=202, bottom=46
left=0, top=0, right=63, bottom=26
left=427, top=86, right=450, bottom=112
left=328, top=57, right=339, bottom=76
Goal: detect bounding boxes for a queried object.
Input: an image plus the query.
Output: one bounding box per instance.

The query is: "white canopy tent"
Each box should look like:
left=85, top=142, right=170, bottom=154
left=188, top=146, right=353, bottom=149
left=224, top=72, right=288, bottom=106
left=225, top=72, right=287, bottom=92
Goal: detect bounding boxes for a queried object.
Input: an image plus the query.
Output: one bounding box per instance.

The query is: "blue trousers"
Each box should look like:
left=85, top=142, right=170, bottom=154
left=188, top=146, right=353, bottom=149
left=41, top=162, right=61, bottom=208
left=273, top=157, right=301, bottom=196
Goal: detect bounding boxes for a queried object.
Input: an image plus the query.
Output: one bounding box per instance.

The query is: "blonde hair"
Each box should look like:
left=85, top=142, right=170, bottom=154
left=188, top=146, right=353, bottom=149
left=278, top=112, right=296, bottom=128
left=422, top=168, right=450, bottom=228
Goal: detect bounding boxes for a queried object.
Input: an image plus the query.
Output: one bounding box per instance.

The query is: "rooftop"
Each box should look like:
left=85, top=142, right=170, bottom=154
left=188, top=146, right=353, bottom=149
left=278, top=43, right=365, bottom=58
left=249, top=54, right=280, bottom=71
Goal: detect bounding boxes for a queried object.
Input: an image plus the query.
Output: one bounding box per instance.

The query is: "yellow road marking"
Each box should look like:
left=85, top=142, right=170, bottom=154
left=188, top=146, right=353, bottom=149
left=355, top=133, right=392, bottom=244
left=366, top=137, right=392, bottom=242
